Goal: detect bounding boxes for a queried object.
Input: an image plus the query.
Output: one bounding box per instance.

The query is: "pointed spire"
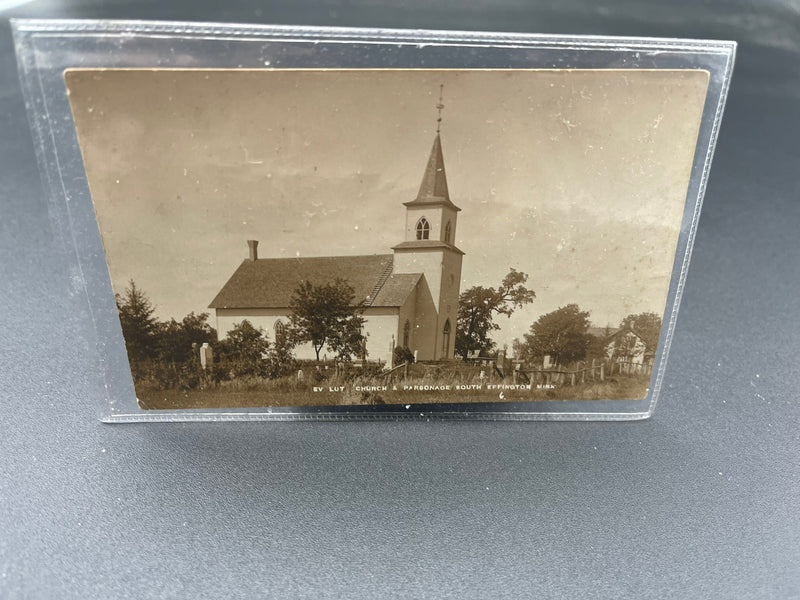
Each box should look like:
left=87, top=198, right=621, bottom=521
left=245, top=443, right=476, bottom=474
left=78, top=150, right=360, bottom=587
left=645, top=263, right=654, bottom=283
left=416, top=133, right=450, bottom=201
left=404, top=86, right=461, bottom=211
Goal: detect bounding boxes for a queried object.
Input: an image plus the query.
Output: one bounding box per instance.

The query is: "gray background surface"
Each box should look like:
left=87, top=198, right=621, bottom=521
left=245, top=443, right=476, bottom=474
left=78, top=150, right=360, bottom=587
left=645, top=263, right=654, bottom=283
left=1, top=1, right=798, bottom=598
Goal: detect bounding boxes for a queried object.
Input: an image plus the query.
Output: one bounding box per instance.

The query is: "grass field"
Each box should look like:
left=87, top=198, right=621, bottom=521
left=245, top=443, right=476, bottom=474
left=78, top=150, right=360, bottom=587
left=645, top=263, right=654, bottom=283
left=137, top=375, right=649, bottom=410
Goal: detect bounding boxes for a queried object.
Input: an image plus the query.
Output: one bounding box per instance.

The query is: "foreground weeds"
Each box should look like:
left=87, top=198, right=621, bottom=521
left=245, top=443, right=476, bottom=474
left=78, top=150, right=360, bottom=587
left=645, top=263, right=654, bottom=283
left=137, top=372, right=648, bottom=410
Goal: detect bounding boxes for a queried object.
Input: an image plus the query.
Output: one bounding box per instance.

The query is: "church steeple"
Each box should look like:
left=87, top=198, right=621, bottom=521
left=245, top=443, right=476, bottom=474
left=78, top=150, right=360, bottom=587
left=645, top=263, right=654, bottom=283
left=407, top=133, right=459, bottom=209
left=392, top=85, right=465, bottom=360
left=404, top=86, right=461, bottom=212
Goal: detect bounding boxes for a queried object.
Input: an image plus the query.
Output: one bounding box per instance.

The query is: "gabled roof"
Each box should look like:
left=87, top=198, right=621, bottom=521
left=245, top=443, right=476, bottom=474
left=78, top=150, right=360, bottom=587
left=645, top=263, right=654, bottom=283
left=587, top=326, right=620, bottom=339
left=404, top=133, right=461, bottom=212
left=591, top=326, right=645, bottom=344
left=210, top=254, right=402, bottom=309
left=210, top=254, right=425, bottom=310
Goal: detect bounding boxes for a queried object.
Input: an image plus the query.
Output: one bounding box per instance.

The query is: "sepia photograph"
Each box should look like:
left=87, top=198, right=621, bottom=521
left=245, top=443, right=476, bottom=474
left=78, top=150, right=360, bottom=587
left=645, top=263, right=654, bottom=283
left=65, top=68, right=709, bottom=409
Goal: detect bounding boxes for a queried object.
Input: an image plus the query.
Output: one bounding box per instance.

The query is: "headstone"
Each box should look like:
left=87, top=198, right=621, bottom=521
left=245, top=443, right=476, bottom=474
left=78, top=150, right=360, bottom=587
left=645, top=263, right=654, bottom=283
left=199, top=342, right=213, bottom=370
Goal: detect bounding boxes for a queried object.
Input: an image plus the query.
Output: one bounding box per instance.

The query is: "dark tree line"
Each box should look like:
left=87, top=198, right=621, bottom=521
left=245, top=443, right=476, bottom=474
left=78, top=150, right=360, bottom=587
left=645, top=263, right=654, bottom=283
left=449, top=268, right=662, bottom=368
left=116, top=280, right=216, bottom=365
left=116, top=278, right=367, bottom=391
left=513, top=306, right=662, bottom=367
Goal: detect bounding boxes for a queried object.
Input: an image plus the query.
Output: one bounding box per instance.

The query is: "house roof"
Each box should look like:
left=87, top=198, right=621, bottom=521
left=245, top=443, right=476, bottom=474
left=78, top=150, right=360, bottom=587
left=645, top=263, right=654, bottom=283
left=403, top=133, right=461, bottom=212
left=587, top=326, right=620, bottom=339
left=209, top=254, right=421, bottom=310
left=590, top=326, right=645, bottom=344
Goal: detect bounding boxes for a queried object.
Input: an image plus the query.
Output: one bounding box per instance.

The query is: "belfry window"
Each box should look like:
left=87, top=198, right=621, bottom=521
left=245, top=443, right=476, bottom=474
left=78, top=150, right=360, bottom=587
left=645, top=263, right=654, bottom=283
left=416, top=217, right=430, bottom=240
left=444, top=221, right=452, bottom=243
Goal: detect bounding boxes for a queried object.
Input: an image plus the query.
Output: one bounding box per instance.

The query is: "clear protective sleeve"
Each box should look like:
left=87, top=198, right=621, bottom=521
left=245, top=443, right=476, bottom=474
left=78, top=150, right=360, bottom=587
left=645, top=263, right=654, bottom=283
left=11, top=20, right=735, bottom=422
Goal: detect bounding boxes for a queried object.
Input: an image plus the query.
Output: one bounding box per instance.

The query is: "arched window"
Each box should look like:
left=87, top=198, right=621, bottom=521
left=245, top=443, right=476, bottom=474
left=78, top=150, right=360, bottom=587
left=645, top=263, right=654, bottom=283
left=274, top=319, right=286, bottom=341
left=442, top=319, right=451, bottom=355
left=403, top=320, right=411, bottom=348
left=444, top=220, right=452, bottom=243
left=415, top=217, right=430, bottom=240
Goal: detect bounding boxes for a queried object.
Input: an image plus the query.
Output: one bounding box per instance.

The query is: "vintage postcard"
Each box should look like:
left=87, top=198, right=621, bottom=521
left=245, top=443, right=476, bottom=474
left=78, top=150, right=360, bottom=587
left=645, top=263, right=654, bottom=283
left=65, top=68, right=709, bottom=410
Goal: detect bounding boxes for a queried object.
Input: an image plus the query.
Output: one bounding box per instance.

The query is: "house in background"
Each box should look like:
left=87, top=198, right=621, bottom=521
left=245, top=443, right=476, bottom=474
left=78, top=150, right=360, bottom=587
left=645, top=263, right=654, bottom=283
left=587, top=326, right=655, bottom=367
left=601, top=327, right=648, bottom=365
left=539, top=327, right=655, bottom=369
left=209, top=129, right=465, bottom=365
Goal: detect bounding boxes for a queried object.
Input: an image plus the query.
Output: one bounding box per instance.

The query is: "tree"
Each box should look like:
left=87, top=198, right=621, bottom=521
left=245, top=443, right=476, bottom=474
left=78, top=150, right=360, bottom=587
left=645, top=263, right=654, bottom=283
left=157, top=312, right=217, bottom=363
left=116, top=279, right=158, bottom=362
left=265, top=327, right=298, bottom=379
left=585, top=333, right=609, bottom=361
left=455, top=268, right=536, bottom=359
left=215, top=320, right=270, bottom=378
left=521, top=304, right=591, bottom=367
left=288, top=279, right=366, bottom=361
left=619, top=312, right=662, bottom=353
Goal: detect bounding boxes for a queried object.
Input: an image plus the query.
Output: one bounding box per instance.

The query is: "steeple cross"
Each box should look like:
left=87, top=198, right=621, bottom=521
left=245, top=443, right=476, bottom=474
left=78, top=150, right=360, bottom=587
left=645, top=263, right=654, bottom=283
left=436, top=84, right=444, bottom=133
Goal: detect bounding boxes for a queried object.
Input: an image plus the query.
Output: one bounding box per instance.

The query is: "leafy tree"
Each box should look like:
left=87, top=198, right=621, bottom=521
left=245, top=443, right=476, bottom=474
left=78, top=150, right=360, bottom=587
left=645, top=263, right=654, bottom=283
left=619, top=312, right=662, bottom=353
left=116, top=279, right=158, bottom=362
left=157, top=312, right=217, bottom=363
left=215, top=320, right=270, bottom=378
left=521, top=304, right=591, bottom=367
left=265, top=327, right=298, bottom=379
left=585, top=333, right=609, bottom=361
left=289, top=279, right=366, bottom=361
left=455, top=268, right=536, bottom=359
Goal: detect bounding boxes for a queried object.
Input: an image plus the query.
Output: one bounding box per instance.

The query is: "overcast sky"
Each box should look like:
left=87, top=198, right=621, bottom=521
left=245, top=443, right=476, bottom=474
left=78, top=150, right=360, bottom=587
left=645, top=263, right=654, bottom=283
left=66, top=68, right=708, bottom=348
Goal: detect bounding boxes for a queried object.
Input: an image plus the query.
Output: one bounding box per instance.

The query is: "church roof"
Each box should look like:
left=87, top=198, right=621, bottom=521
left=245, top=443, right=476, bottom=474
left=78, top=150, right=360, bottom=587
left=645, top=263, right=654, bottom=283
left=209, top=254, right=420, bottom=309
left=404, top=133, right=461, bottom=212
left=370, top=273, right=423, bottom=307
left=587, top=326, right=620, bottom=339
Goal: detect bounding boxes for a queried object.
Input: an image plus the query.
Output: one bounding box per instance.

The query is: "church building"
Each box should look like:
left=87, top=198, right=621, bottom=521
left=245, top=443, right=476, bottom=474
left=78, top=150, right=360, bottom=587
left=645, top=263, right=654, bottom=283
left=209, top=116, right=465, bottom=365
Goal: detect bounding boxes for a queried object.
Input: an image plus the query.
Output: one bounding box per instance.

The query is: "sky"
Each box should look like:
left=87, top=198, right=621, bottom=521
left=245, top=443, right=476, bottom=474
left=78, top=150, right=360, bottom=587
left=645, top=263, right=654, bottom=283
left=66, top=68, right=708, bottom=349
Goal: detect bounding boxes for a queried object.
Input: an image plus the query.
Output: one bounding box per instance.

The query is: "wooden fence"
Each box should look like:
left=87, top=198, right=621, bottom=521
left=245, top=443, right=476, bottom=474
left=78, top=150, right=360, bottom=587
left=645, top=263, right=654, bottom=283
left=513, top=359, right=652, bottom=386
left=379, top=358, right=652, bottom=387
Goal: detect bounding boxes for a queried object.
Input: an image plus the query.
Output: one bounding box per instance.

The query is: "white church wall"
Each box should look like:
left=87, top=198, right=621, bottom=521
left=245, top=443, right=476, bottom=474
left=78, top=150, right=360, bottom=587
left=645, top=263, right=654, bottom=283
left=439, top=250, right=462, bottom=320
left=403, top=206, right=458, bottom=245
left=393, top=250, right=445, bottom=312
left=215, top=307, right=396, bottom=365
left=411, top=276, right=439, bottom=361
left=404, top=206, right=442, bottom=242
left=437, top=208, right=458, bottom=242
left=215, top=308, right=287, bottom=343
left=215, top=308, right=317, bottom=360
left=396, top=285, right=418, bottom=352
left=361, top=308, right=398, bottom=366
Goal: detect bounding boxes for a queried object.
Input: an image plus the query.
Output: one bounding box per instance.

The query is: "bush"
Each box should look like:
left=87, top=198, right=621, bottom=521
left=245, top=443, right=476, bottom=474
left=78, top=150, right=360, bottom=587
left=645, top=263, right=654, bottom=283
left=265, top=333, right=299, bottom=379
left=130, top=356, right=210, bottom=393
left=393, top=345, right=415, bottom=367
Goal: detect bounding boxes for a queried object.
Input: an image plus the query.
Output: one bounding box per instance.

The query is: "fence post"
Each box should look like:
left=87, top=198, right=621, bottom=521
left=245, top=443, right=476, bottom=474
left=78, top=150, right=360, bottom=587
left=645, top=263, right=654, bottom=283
left=570, top=372, right=575, bottom=386
left=600, top=363, right=605, bottom=381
